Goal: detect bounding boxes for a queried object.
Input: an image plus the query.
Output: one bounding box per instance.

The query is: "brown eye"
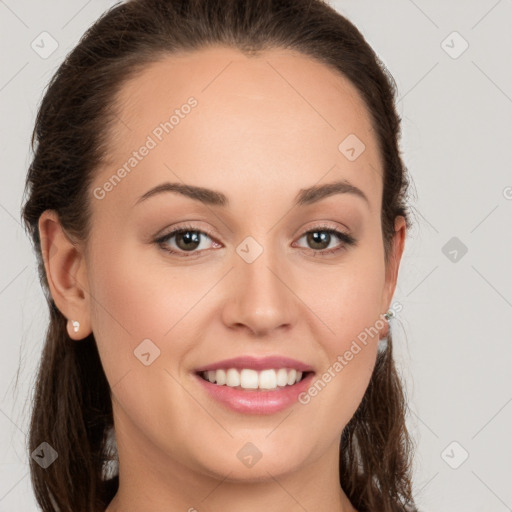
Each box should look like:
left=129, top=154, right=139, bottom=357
left=173, top=230, right=202, bottom=251
left=306, top=230, right=332, bottom=250
left=296, top=227, right=357, bottom=255
left=155, top=224, right=218, bottom=257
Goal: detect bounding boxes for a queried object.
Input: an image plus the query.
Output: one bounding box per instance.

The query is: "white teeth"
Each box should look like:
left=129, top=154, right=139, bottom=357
left=258, top=369, right=277, bottom=389
left=201, top=368, right=308, bottom=390
left=240, top=369, right=259, bottom=389
left=226, top=368, right=240, bottom=387
left=276, top=368, right=288, bottom=387
left=215, top=369, right=227, bottom=385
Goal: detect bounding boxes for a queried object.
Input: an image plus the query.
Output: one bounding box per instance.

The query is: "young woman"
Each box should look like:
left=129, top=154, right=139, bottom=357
left=22, top=0, right=417, bottom=510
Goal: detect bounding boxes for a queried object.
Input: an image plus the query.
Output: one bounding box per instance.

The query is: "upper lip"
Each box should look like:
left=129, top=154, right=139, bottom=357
left=195, top=355, right=314, bottom=373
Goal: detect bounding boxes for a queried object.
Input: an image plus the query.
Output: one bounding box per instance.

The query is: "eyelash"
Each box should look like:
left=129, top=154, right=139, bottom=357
left=154, top=223, right=357, bottom=258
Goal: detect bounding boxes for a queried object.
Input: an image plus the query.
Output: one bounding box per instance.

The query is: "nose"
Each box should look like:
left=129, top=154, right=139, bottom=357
left=221, top=242, right=297, bottom=337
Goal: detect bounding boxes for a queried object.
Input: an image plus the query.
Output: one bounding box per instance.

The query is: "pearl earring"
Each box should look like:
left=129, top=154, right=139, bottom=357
left=71, top=320, right=80, bottom=333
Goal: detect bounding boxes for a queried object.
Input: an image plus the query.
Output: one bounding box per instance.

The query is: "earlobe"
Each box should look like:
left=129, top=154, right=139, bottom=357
left=38, top=210, right=91, bottom=340
left=379, top=216, right=407, bottom=333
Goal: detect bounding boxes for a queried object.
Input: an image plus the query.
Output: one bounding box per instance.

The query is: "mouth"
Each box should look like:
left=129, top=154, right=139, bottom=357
left=193, top=355, right=315, bottom=413
left=196, top=367, right=314, bottom=391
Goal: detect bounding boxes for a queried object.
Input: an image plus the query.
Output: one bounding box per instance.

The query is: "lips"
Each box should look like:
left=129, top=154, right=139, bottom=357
left=194, top=355, right=314, bottom=373
left=194, top=370, right=316, bottom=414
left=193, top=355, right=315, bottom=414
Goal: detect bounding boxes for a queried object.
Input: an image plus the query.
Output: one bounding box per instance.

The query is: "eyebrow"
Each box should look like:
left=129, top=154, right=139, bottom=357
left=135, top=179, right=370, bottom=208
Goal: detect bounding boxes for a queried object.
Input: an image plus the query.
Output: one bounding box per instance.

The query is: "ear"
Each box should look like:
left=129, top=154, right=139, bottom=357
left=379, top=216, right=407, bottom=336
left=38, top=210, right=91, bottom=340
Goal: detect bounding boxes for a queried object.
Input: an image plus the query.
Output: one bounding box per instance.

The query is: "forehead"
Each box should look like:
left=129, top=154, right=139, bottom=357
left=97, top=46, right=383, bottom=213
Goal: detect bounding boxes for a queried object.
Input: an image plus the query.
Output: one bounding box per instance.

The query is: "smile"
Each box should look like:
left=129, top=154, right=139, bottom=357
left=199, top=368, right=310, bottom=391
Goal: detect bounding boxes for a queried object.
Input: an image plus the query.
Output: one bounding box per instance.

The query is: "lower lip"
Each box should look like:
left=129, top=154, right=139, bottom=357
left=194, top=372, right=315, bottom=414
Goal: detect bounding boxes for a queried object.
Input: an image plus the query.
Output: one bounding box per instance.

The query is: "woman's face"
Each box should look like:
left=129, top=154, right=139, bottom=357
left=81, top=46, right=404, bottom=484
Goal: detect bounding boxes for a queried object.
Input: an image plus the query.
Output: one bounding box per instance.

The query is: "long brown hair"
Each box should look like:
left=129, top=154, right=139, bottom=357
left=21, top=0, right=417, bottom=510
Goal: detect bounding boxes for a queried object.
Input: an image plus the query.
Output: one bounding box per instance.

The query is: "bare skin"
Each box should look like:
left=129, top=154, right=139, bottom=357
left=39, top=46, right=405, bottom=512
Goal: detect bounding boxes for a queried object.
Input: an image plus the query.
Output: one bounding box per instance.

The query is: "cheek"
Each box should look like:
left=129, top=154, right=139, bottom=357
left=86, top=241, right=197, bottom=383
left=85, top=245, right=211, bottom=463
left=298, top=247, right=385, bottom=426
left=308, top=250, right=386, bottom=352
left=88, top=232, right=211, bottom=331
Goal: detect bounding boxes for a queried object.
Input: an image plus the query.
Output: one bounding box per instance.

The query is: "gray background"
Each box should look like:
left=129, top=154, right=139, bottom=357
left=1, top=1, right=511, bottom=510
